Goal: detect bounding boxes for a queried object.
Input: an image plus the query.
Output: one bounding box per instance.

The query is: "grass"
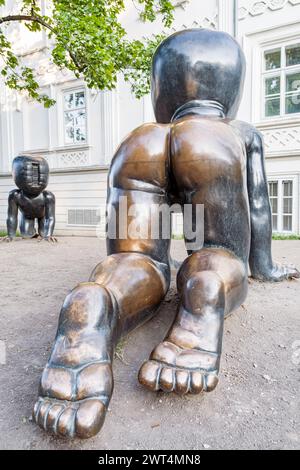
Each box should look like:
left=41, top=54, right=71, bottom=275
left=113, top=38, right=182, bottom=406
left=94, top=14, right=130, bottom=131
left=272, top=233, right=300, bottom=240
left=172, top=234, right=184, bottom=240
left=114, top=336, right=130, bottom=365
left=0, top=231, right=20, bottom=237
left=171, top=233, right=300, bottom=241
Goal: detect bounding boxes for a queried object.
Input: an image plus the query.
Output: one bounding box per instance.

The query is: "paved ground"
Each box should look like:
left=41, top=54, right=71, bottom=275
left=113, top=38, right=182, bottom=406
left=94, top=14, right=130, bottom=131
left=0, top=237, right=299, bottom=450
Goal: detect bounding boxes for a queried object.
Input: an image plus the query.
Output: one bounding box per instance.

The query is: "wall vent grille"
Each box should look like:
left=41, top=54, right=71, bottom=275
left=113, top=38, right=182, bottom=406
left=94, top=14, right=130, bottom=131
left=67, top=208, right=100, bottom=226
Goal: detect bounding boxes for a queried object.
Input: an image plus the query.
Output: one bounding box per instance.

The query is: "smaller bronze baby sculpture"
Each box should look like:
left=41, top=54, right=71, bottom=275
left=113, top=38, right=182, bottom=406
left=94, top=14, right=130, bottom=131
left=1, top=155, right=56, bottom=242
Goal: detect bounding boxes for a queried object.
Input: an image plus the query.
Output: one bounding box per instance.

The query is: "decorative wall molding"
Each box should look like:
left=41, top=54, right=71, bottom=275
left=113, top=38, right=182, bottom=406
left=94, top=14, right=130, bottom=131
left=258, top=122, right=300, bottom=156
left=23, top=147, right=91, bottom=169
left=174, top=0, right=190, bottom=10
left=263, top=127, right=300, bottom=151
left=169, top=13, right=218, bottom=32
left=238, top=0, right=300, bottom=21
left=36, top=62, right=58, bottom=77
left=60, top=151, right=89, bottom=167
left=145, top=11, right=218, bottom=40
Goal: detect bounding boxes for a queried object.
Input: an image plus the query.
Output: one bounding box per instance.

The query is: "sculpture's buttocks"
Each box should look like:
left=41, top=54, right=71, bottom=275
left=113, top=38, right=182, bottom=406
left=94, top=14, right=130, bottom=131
left=171, top=117, right=247, bottom=188
left=170, top=116, right=250, bottom=261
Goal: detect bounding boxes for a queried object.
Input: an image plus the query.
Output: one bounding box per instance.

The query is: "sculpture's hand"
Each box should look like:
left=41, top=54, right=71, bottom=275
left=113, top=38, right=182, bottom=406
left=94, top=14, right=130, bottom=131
left=0, top=236, right=14, bottom=243
left=37, top=236, right=58, bottom=243
left=253, top=263, right=300, bottom=282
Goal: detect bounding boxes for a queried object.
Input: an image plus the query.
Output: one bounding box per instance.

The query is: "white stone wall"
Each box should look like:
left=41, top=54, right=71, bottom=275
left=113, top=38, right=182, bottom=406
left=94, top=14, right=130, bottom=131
left=237, top=1, right=300, bottom=234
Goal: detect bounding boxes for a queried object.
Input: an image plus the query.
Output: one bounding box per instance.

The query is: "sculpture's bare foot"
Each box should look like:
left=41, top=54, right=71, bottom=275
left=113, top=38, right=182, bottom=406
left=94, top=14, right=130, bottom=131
left=33, top=283, right=116, bottom=438
left=33, top=363, right=112, bottom=438
left=37, top=236, right=58, bottom=243
left=139, top=309, right=221, bottom=395
left=0, top=236, right=13, bottom=242
left=252, top=262, right=300, bottom=282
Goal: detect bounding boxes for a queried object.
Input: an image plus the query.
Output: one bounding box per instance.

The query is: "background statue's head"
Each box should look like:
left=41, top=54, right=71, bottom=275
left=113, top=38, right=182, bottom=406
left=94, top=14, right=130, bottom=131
left=12, top=155, right=49, bottom=196
left=151, top=28, right=246, bottom=123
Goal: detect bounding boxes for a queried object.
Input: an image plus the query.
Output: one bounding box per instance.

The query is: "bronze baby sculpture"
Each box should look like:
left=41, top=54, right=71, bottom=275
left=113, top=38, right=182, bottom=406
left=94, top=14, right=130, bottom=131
left=1, top=155, right=56, bottom=242
left=33, top=29, right=299, bottom=438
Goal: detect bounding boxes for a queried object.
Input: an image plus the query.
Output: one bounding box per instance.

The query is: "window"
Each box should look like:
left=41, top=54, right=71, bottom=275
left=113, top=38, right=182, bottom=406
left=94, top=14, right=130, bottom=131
left=263, top=44, right=300, bottom=118
left=63, top=89, right=87, bottom=144
left=269, top=181, right=278, bottom=231
left=268, top=180, right=294, bottom=232
left=282, top=180, right=293, bottom=231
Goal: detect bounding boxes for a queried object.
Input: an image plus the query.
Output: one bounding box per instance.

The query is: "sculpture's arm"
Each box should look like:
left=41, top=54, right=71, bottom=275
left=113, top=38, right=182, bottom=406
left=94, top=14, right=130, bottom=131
left=6, top=190, right=19, bottom=239
left=246, top=128, right=299, bottom=281
left=43, top=191, right=56, bottom=238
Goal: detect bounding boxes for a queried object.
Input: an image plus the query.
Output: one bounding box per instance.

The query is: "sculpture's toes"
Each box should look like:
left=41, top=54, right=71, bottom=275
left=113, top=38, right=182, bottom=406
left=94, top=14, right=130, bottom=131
left=33, top=397, right=106, bottom=438
left=203, top=373, right=219, bottom=392
left=287, top=266, right=300, bottom=279
left=33, top=397, right=66, bottom=435
left=74, top=399, right=106, bottom=439
left=158, top=367, right=218, bottom=395
left=138, top=359, right=219, bottom=395
left=138, top=360, right=162, bottom=391
left=158, top=368, right=219, bottom=395
left=37, top=236, right=58, bottom=243
left=139, top=364, right=176, bottom=393
left=159, top=366, right=175, bottom=392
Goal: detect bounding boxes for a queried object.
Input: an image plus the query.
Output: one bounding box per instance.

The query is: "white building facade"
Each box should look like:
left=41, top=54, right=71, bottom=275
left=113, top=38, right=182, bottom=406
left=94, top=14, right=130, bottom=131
left=0, top=0, right=300, bottom=236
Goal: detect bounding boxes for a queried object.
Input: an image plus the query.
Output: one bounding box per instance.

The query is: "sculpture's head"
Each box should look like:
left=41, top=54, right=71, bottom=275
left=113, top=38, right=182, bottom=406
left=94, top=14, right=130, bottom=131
left=12, top=155, right=49, bottom=196
left=151, top=28, right=246, bottom=123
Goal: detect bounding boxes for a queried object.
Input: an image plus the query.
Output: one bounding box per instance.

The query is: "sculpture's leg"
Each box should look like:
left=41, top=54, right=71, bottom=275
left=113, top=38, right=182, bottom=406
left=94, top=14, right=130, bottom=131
left=37, top=217, right=46, bottom=237
left=37, top=217, right=57, bottom=242
left=33, top=253, right=169, bottom=438
left=139, top=247, right=247, bottom=394
left=19, top=214, right=36, bottom=238
left=33, top=122, right=170, bottom=438
left=37, top=192, right=56, bottom=242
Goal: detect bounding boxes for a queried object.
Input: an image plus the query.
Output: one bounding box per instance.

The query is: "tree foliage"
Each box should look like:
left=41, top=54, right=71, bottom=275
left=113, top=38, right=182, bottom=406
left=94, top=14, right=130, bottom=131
left=0, top=0, right=175, bottom=106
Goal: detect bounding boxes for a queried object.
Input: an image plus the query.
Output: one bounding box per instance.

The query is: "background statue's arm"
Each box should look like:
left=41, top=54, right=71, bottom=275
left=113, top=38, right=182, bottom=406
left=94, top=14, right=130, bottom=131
left=246, top=128, right=299, bottom=281
left=6, top=190, right=19, bottom=240
left=43, top=191, right=56, bottom=238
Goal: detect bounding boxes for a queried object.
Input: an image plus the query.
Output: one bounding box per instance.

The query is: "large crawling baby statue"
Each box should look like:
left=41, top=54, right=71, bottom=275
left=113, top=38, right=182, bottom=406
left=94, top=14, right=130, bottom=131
left=33, top=29, right=299, bottom=438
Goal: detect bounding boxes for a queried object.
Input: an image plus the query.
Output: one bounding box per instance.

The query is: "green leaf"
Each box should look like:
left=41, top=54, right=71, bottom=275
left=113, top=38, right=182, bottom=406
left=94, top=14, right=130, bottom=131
left=0, top=0, right=175, bottom=106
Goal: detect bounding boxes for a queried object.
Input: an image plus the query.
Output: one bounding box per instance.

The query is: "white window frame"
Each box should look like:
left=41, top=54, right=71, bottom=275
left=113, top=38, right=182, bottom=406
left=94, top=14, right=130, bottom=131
left=261, top=41, right=300, bottom=121
left=62, top=87, right=88, bottom=146
left=269, top=181, right=279, bottom=231
left=268, top=176, right=297, bottom=233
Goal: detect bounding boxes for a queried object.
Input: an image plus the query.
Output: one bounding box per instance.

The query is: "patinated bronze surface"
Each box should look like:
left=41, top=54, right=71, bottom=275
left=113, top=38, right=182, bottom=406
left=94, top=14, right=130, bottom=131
left=1, top=155, right=56, bottom=242
left=33, top=29, right=299, bottom=439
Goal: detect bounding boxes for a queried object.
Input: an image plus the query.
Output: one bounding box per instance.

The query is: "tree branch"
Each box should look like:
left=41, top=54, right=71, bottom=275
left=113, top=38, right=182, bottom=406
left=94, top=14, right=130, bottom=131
left=0, top=14, right=55, bottom=32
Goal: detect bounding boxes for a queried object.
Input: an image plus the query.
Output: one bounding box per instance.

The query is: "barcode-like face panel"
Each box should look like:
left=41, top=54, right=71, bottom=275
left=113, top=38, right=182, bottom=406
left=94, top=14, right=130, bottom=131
left=32, top=162, right=40, bottom=185
left=12, top=156, right=49, bottom=195
left=68, top=209, right=100, bottom=226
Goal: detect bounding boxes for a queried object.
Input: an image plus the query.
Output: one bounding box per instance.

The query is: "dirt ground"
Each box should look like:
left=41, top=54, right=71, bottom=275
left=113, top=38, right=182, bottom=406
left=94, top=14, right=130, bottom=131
left=0, top=237, right=299, bottom=450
